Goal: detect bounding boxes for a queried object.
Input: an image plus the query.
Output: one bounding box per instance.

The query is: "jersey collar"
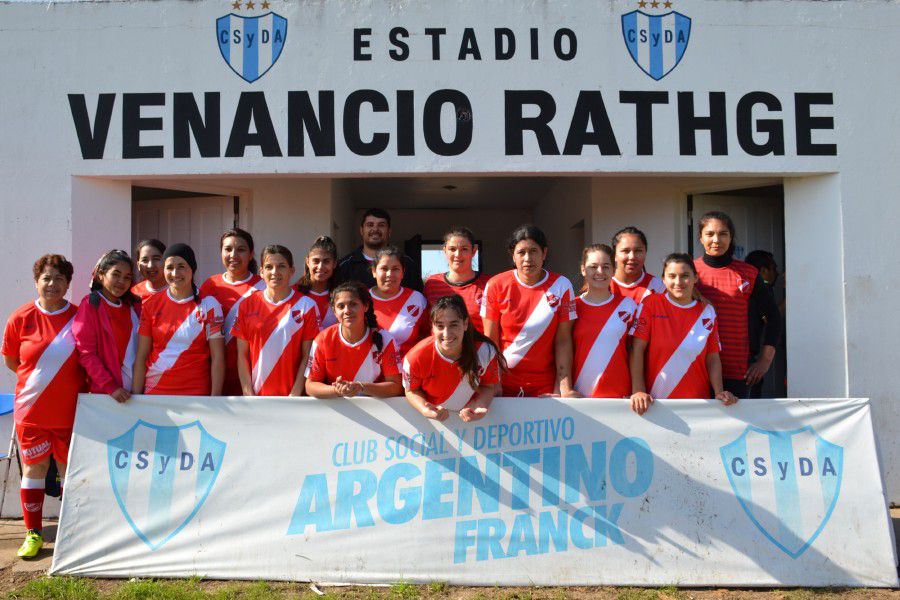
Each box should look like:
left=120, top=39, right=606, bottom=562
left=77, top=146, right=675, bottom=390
left=339, top=326, right=370, bottom=348
left=664, top=293, right=697, bottom=309
left=579, top=292, right=615, bottom=307
left=34, top=299, right=70, bottom=315
left=513, top=269, right=549, bottom=289
left=263, top=288, right=295, bottom=306
left=611, top=271, right=646, bottom=288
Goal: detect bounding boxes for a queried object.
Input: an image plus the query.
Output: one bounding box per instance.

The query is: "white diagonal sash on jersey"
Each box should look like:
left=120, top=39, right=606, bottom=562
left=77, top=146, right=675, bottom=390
left=252, top=302, right=304, bottom=393
left=503, top=295, right=555, bottom=369
left=353, top=342, right=382, bottom=383
left=121, top=308, right=140, bottom=391
left=224, top=282, right=264, bottom=344
left=145, top=311, right=204, bottom=393
left=442, top=344, right=494, bottom=411
left=650, top=304, right=716, bottom=399
left=15, top=316, right=77, bottom=411
left=574, top=299, right=628, bottom=397
left=386, top=300, right=421, bottom=346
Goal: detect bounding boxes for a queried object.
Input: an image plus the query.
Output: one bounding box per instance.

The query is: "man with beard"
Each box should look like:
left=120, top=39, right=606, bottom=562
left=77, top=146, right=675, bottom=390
left=336, top=208, right=422, bottom=290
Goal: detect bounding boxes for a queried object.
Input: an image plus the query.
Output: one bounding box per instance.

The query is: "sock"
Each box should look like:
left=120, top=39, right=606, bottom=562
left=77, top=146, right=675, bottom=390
left=59, top=475, right=64, bottom=501
left=20, top=477, right=45, bottom=533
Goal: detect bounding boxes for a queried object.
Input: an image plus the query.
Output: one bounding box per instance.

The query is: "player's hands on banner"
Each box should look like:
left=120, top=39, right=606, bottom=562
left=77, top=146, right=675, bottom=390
left=421, top=402, right=449, bottom=422
left=630, top=391, right=653, bottom=415
left=716, top=390, right=739, bottom=405
left=110, top=387, right=131, bottom=403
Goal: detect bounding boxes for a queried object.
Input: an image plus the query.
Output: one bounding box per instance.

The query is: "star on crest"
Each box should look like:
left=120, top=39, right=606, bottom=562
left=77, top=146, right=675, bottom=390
left=664, top=0, right=673, bottom=7
left=650, top=1, right=659, bottom=8
left=261, top=0, right=270, bottom=7
left=231, top=0, right=241, bottom=9
left=638, top=0, right=647, bottom=7
left=245, top=0, right=254, bottom=9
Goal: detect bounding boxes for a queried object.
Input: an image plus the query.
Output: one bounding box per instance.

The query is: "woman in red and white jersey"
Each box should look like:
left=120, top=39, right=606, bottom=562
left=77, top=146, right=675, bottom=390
left=609, top=227, right=666, bottom=303
left=305, top=282, right=403, bottom=398
left=572, top=244, right=638, bottom=398
left=72, top=250, right=140, bottom=404
left=232, top=245, right=319, bottom=396
left=297, top=236, right=339, bottom=330
left=199, top=228, right=266, bottom=395
left=423, top=227, right=491, bottom=333
left=2, top=255, right=84, bottom=558
left=131, top=239, right=167, bottom=301
left=629, top=253, right=738, bottom=415
left=481, top=225, right=578, bottom=397
left=403, top=294, right=504, bottom=422
left=132, top=244, right=225, bottom=396
left=370, top=246, right=429, bottom=357
left=694, top=211, right=781, bottom=399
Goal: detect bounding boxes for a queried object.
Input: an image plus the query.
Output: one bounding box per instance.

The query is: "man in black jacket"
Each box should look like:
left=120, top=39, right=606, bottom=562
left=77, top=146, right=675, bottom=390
left=336, top=208, right=422, bottom=290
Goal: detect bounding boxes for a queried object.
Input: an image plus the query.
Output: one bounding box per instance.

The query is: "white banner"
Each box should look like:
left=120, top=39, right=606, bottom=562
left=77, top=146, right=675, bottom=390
left=51, top=395, right=897, bottom=587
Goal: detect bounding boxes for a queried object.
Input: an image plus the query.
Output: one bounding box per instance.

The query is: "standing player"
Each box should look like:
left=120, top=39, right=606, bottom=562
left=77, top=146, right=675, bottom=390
left=694, top=211, right=781, bottom=398
left=370, top=246, right=429, bottom=357
left=2, top=255, right=84, bottom=558
left=132, top=244, right=225, bottom=396
left=131, top=239, right=167, bottom=301
left=481, top=225, right=578, bottom=397
left=297, top=236, right=339, bottom=330
left=72, top=250, right=140, bottom=403
left=199, top=228, right=265, bottom=395
left=609, top=227, right=666, bottom=303
left=305, top=282, right=403, bottom=398
left=629, top=253, right=738, bottom=415
left=572, top=244, right=638, bottom=398
left=232, top=245, right=318, bottom=396
left=403, top=295, right=503, bottom=422
left=423, top=227, right=491, bottom=333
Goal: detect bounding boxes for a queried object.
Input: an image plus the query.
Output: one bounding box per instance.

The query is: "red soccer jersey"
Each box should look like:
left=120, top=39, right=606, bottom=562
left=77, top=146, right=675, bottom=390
left=402, top=336, right=499, bottom=410
left=305, top=325, right=401, bottom=386
left=423, top=273, right=491, bottom=333
left=609, top=271, right=666, bottom=304
left=572, top=294, right=638, bottom=398
left=481, top=270, right=577, bottom=396
left=693, top=258, right=758, bottom=380
left=370, top=287, right=429, bottom=357
left=231, top=289, right=319, bottom=396
left=131, top=280, right=166, bottom=302
left=139, top=291, right=224, bottom=396
left=303, top=289, right=337, bottom=330
left=2, top=301, right=84, bottom=427
left=630, top=293, right=721, bottom=399
left=200, top=273, right=266, bottom=395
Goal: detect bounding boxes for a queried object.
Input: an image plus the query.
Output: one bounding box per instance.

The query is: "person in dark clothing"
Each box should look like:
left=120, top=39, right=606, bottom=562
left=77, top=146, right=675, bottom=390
left=694, top=212, right=782, bottom=399
left=745, top=250, right=785, bottom=398
left=336, top=208, right=422, bottom=291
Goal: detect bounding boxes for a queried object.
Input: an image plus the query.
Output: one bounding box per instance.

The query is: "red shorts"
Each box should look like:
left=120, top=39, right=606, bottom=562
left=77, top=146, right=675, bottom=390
left=15, top=424, right=72, bottom=465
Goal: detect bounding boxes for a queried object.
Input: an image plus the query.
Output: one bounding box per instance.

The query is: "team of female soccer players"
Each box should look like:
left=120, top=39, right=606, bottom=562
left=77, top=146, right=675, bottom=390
left=1, top=210, right=779, bottom=558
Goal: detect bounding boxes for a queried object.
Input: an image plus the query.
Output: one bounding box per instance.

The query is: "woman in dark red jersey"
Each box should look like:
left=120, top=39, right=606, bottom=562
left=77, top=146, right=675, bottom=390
left=423, top=227, right=491, bottom=333
left=693, top=211, right=781, bottom=398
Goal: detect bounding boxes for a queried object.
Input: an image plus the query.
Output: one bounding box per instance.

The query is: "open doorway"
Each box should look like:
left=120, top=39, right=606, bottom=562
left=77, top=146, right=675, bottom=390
left=689, top=184, right=787, bottom=397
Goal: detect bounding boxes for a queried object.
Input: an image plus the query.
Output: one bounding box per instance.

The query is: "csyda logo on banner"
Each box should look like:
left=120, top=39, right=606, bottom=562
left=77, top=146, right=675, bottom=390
left=720, top=426, right=843, bottom=558
left=107, top=421, right=227, bottom=550
left=216, top=0, right=288, bottom=84
left=621, top=1, right=691, bottom=80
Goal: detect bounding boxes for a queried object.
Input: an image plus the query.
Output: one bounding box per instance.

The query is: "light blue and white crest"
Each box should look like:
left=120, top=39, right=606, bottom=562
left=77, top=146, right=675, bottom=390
left=621, top=10, right=691, bottom=81
left=107, top=420, right=226, bottom=551
left=216, top=12, right=288, bottom=83
left=720, top=426, right=842, bottom=558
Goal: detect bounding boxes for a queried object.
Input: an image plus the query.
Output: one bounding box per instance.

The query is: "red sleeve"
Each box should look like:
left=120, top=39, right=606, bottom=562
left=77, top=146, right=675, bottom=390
left=72, top=301, right=118, bottom=394
left=1, top=313, right=21, bottom=358
left=402, top=352, right=423, bottom=391
left=380, top=339, right=401, bottom=378
left=481, top=279, right=501, bottom=322
left=560, top=285, right=577, bottom=323
left=630, top=302, right=652, bottom=341
left=138, top=303, right=153, bottom=337
left=480, top=350, right=500, bottom=387
left=230, top=303, right=247, bottom=341
left=305, top=336, right=326, bottom=382
left=205, top=298, right=225, bottom=339
left=706, top=319, right=721, bottom=354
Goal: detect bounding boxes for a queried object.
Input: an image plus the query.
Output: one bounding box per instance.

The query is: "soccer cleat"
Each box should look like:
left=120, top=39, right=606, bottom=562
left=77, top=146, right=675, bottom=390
left=16, top=530, right=43, bottom=559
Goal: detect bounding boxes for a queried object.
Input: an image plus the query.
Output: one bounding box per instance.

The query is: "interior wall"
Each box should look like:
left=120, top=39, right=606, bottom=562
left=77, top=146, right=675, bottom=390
left=330, top=180, right=356, bottom=257
left=363, top=208, right=534, bottom=277
left=534, top=178, right=593, bottom=284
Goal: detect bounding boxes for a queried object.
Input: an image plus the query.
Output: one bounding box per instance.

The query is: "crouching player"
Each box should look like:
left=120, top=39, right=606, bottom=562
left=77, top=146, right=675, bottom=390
left=2, top=255, right=84, bottom=558
left=403, top=295, right=504, bottom=422
left=305, top=282, right=403, bottom=398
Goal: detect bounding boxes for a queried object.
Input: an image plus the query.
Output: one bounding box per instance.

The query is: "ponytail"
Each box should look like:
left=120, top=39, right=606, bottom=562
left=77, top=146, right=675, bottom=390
left=298, top=235, right=338, bottom=294
left=331, top=281, right=383, bottom=352
left=430, top=295, right=506, bottom=388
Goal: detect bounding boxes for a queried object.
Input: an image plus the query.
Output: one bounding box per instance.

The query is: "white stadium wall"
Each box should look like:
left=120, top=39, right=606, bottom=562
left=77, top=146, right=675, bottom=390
left=1, top=0, right=899, bottom=502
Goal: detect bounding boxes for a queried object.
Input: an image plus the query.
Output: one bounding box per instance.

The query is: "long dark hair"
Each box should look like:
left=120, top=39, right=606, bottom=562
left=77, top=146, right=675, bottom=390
left=579, top=243, right=614, bottom=294
left=330, top=281, right=384, bottom=351
left=89, top=249, right=139, bottom=307
left=430, top=295, right=506, bottom=389
left=297, top=236, right=338, bottom=295
left=507, top=224, right=548, bottom=253
left=220, top=227, right=258, bottom=274
left=697, top=211, right=737, bottom=258
left=611, top=226, right=648, bottom=251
